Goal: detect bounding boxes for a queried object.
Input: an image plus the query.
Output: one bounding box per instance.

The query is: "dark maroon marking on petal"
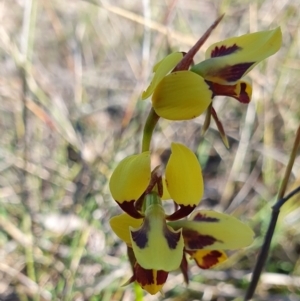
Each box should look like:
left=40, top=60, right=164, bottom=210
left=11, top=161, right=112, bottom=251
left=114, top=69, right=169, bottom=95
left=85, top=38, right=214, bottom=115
left=134, top=263, right=154, bottom=286
left=208, top=81, right=250, bottom=104
left=131, top=219, right=150, bottom=249
left=116, top=200, right=144, bottom=219
left=163, top=224, right=181, bottom=249
left=157, top=176, right=163, bottom=197
left=190, top=250, right=224, bottom=269
left=183, top=229, right=222, bottom=249
left=180, top=253, right=189, bottom=284
left=201, top=250, right=224, bottom=269
left=238, top=82, right=251, bottom=103
left=135, top=194, right=145, bottom=212
left=166, top=205, right=196, bottom=221
left=134, top=263, right=168, bottom=286
left=145, top=166, right=161, bottom=195
left=208, top=81, right=236, bottom=98
left=127, top=246, right=137, bottom=270
left=156, top=270, right=169, bottom=285
left=218, top=62, right=254, bottom=82
left=192, top=212, right=219, bottom=222
left=211, top=44, right=241, bottom=58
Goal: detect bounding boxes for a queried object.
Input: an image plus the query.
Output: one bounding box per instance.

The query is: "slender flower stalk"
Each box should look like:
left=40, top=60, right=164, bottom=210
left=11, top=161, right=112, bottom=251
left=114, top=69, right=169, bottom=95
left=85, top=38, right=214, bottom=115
left=141, top=108, right=160, bottom=152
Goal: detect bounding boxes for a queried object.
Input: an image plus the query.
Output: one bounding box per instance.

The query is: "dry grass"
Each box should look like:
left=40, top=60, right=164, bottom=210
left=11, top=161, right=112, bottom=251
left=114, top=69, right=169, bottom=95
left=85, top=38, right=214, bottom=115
left=0, top=0, right=300, bottom=300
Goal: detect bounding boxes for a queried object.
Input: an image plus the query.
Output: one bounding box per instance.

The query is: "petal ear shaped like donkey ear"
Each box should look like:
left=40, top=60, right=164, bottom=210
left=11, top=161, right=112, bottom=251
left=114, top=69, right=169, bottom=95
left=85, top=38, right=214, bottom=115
left=191, top=27, right=282, bottom=84
left=109, top=152, right=151, bottom=218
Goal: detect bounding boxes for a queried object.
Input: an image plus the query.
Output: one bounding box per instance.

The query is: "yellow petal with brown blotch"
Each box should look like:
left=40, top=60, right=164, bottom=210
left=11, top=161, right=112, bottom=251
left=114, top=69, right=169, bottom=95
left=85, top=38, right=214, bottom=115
left=168, top=210, right=254, bottom=250
left=130, top=202, right=184, bottom=272
left=109, top=152, right=151, bottom=203
left=192, top=27, right=282, bottom=84
left=133, top=263, right=168, bottom=295
left=187, top=249, right=227, bottom=269
left=110, top=213, right=143, bottom=245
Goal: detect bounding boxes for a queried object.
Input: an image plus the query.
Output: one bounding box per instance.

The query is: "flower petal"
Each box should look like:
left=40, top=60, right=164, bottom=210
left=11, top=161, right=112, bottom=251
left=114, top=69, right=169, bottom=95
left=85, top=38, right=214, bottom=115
left=142, top=52, right=184, bottom=100
left=187, top=249, right=227, bottom=269
left=130, top=202, right=184, bottom=271
left=166, top=143, right=204, bottom=207
left=168, top=210, right=254, bottom=250
left=109, top=152, right=151, bottom=217
left=161, top=177, right=171, bottom=200
left=110, top=213, right=143, bottom=245
left=208, top=79, right=252, bottom=104
left=152, top=71, right=213, bottom=120
left=211, top=107, right=229, bottom=149
left=133, top=263, right=168, bottom=295
left=192, top=27, right=282, bottom=84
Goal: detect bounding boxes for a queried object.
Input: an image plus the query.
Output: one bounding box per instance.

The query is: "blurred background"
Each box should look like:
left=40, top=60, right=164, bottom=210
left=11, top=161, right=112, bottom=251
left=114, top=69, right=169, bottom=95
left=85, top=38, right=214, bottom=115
left=0, top=0, right=300, bottom=300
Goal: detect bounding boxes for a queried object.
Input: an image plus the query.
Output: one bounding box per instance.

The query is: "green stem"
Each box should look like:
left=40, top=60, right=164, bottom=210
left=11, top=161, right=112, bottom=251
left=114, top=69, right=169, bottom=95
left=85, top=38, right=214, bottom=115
left=141, top=108, right=160, bottom=152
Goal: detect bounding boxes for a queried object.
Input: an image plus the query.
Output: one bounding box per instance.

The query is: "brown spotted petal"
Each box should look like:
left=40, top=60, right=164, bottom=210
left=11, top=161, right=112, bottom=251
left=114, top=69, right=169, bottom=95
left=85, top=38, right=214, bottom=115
left=132, top=263, right=168, bottom=295
left=186, top=249, right=227, bottom=269
left=130, top=202, right=184, bottom=272
left=208, top=78, right=252, bottom=104
left=109, top=152, right=151, bottom=218
left=109, top=213, right=143, bottom=246
left=168, top=210, right=254, bottom=250
left=191, top=27, right=282, bottom=84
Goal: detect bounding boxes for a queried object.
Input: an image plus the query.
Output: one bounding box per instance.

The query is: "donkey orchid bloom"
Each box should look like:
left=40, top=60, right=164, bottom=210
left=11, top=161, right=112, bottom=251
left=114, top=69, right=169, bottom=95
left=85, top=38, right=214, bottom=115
left=109, top=143, right=204, bottom=220
left=109, top=142, right=254, bottom=294
left=141, top=28, right=282, bottom=122
left=141, top=52, right=213, bottom=120
left=110, top=209, right=254, bottom=294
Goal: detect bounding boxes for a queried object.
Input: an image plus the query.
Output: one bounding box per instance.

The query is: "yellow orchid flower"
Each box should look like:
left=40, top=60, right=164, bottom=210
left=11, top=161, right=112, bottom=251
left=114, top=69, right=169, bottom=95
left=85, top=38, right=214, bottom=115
left=141, top=28, right=281, bottom=123
left=109, top=142, right=254, bottom=294
left=110, top=209, right=254, bottom=294
left=141, top=53, right=213, bottom=120
left=109, top=142, right=205, bottom=290
left=109, top=142, right=204, bottom=219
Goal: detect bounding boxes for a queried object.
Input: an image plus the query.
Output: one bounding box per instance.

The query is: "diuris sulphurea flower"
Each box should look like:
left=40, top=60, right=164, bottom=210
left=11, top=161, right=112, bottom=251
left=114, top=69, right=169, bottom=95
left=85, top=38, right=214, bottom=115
left=109, top=143, right=204, bottom=220
left=109, top=143, right=254, bottom=294
left=141, top=27, right=282, bottom=146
